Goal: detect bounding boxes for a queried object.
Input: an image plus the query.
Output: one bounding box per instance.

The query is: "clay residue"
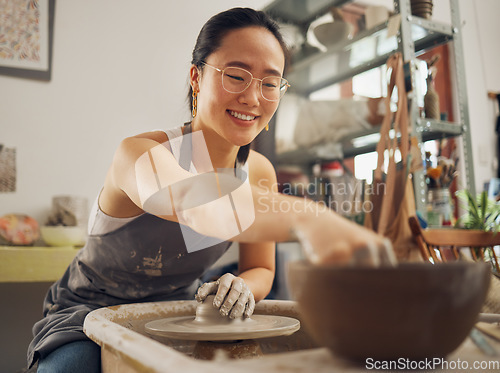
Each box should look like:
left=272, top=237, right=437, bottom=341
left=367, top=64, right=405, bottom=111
left=141, top=247, right=163, bottom=276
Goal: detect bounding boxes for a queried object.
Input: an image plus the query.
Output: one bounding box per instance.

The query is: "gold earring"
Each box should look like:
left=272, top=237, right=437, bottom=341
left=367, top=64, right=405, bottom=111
left=265, top=124, right=269, bottom=131
left=192, top=90, right=198, bottom=118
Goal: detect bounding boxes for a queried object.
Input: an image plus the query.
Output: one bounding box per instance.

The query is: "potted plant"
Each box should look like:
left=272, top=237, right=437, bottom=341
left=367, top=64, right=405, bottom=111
left=455, top=189, right=500, bottom=274
left=456, top=190, right=500, bottom=232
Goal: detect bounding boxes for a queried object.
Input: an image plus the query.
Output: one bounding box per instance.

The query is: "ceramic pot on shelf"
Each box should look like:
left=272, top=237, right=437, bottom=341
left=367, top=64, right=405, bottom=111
left=424, top=76, right=440, bottom=120
left=312, top=7, right=353, bottom=50
left=411, top=0, right=433, bottom=19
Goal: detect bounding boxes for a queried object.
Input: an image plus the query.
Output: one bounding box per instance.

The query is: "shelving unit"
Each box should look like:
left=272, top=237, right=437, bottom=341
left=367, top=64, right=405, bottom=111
left=264, top=0, right=475, bottom=218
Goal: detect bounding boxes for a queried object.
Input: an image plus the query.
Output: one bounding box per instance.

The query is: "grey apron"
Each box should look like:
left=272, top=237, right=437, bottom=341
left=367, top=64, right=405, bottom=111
left=27, top=124, right=233, bottom=367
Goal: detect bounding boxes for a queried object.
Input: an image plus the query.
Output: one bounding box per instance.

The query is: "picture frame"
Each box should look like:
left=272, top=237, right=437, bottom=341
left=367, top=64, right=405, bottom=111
left=0, top=0, right=55, bottom=81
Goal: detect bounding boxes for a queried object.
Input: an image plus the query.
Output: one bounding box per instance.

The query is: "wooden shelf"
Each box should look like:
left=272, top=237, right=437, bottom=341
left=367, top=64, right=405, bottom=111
left=276, top=119, right=463, bottom=168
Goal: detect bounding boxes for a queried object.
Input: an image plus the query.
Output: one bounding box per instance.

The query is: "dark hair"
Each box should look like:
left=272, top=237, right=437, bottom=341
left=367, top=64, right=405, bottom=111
left=188, top=7, right=289, bottom=165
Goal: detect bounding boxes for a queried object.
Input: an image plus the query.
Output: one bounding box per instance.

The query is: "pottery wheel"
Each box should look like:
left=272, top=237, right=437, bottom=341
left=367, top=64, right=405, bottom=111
left=145, top=296, right=300, bottom=341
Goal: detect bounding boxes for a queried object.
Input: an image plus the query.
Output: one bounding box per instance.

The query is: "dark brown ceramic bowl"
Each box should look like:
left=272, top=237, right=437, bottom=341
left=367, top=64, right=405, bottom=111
left=287, top=261, right=490, bottom=361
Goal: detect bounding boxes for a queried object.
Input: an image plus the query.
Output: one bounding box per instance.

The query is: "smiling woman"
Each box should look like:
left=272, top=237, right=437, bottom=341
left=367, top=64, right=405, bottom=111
left=189, top=20, right=288, bottom=153
left=27, top=7, right=390, bottom=373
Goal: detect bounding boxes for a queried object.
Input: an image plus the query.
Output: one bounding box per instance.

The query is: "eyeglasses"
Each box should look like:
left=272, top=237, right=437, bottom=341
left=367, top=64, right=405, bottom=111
left=201, top=62, right=290, bottom=102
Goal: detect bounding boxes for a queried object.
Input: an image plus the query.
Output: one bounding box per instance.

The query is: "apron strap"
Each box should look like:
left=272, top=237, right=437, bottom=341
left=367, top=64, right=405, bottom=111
left=179, top=123, right=193, bottom=171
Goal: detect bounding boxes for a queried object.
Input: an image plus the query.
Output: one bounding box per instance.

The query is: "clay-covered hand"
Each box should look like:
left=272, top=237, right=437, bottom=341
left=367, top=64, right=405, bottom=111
left=195, top=273, right=255, bottom=319
left=293, top=215, right=397, bottom=267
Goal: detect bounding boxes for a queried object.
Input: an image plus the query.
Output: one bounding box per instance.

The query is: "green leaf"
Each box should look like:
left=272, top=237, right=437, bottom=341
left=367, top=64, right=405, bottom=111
left=467, top=191, right=479, bottom=217
left=480, top=191, right=487, bottom=223
left=455, top=189, right=500, bottom=232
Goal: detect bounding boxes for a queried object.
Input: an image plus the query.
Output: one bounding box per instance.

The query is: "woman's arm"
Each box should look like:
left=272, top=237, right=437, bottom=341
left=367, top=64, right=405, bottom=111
left=100, top=131, right=191, bottom=219
left=101, top=132, right=387, bottom=264
left=238, top=242, right=275, bottom=301
left=236, top=150, right=276, bottom=301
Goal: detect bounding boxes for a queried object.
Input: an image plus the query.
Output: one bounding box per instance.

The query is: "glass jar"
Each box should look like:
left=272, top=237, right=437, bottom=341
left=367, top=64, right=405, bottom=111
left=428, top=188, right=452, bottom=227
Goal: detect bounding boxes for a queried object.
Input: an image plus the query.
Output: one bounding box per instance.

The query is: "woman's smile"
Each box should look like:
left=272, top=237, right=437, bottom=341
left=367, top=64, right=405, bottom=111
left=227, top=110, right=259, bottom=128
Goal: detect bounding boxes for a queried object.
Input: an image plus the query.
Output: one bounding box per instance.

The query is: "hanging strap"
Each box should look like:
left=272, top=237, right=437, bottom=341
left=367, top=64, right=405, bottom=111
left=374, top=53, right=411, bottom=235
left=374, top=53, right=410, bottom=180
left=178, top=123, right=193, bottom=171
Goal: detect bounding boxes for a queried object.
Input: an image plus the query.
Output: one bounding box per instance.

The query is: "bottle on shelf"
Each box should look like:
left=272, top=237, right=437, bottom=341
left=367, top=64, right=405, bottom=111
left=320, top=161, right=345, bottom=211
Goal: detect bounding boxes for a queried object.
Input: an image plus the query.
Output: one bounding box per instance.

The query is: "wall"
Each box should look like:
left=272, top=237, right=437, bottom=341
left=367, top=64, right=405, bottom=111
left=0, top=0, right=499, bottom=223
left=0, top=282, right=53, bottom=372
left=0, top=0, right=270, bottom=224
left=458, top=0, right=500, bottom=190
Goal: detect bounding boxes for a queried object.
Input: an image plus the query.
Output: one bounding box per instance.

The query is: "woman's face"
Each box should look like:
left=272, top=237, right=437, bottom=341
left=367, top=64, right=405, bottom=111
left=190, top=26, right=285, bottom=147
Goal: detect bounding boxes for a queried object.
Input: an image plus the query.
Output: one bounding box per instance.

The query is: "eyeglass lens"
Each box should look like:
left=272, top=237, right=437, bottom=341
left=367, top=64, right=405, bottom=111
left=222, top=67, right=287, bottom=101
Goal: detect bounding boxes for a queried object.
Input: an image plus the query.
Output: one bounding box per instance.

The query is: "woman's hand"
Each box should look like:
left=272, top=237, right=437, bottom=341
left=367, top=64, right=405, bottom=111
left=195, top=273, right=255, bottom=319
left=293, top=213, right=397, bottom=267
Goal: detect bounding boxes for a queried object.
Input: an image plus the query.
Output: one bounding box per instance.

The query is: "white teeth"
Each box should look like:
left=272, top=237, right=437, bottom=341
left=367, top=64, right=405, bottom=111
left=230, top=111, right=256, bottom=121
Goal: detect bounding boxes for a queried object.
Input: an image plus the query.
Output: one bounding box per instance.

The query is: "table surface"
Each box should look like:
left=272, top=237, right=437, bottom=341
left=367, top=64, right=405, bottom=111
left=0, top=245, right=78, bottom=282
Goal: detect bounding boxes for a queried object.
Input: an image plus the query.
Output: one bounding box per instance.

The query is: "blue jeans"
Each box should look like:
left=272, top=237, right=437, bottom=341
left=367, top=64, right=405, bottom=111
left=37, top=340, right=101, bottom=373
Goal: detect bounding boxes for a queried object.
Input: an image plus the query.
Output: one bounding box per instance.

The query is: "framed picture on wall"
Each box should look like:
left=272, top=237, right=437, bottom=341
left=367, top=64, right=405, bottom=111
left=0, top=0, right=55, bottom=81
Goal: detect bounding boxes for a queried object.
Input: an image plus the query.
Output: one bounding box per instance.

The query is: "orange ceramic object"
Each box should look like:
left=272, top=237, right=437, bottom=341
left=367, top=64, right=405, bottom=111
left=0, top=214, right=40, bottom=245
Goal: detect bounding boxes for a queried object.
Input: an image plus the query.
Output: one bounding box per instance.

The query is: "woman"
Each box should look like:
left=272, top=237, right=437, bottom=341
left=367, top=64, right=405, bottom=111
left=28, top=7, right=389, bottom=372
